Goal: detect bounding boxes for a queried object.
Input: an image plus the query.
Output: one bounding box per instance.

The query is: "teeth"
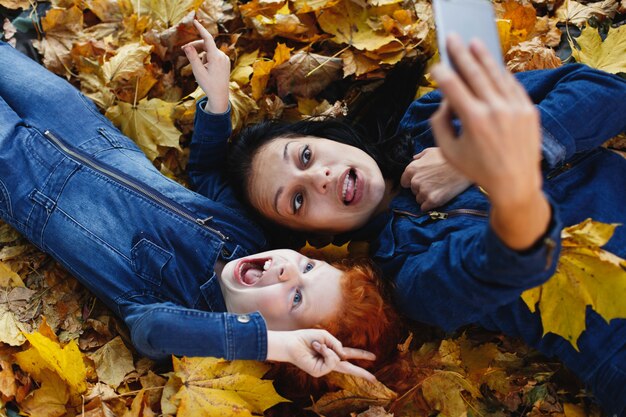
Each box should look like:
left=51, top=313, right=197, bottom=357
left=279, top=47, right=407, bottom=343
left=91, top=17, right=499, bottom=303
left=263, top=260, right=271, bottom=271
left=342, top=173, right=349, bottom=200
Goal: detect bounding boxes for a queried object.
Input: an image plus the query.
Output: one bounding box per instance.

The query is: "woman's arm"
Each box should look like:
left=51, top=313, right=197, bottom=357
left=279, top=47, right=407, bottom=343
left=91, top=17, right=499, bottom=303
left=183, top=21, right=233, bottom=195
left=430, top=35, right=550, bottom=250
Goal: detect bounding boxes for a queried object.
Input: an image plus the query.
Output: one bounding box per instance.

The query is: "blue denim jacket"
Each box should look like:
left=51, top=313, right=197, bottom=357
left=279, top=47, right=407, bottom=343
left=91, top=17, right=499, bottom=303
left=357, top=64, right=626, bottom=414
left=0, top=42, right=270, bottom=361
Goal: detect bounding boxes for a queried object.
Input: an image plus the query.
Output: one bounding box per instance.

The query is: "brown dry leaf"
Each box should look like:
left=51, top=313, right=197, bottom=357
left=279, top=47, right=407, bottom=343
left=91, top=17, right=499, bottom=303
left=19, top=370, right=69, bottom=417
left=317, top=0, right=397, bottom=51
left=342, top=49, right=380, bottom=77
left=530, top=16, right=562, bottom=47
left=0, top=261, right=24, bottom=287
left=170, top=356, right=288, bottom=417
left=0, top=360, right=17, bottom=400
left=229, top=81, right=259, bottom=132
left=144, top=11, right=199, bottom=60
left=139, top=0, right=203, bottom=29
left=421, top=370, right=482, bottom=416
left=89, top=336, right=135, bottom=388
left=0, top=223, right=20, bottom=244
left=506, top=38, right=562, bottom=72
left=0, top=0, right=29, bottom=8
left=556, top=0, right=618, bottom=26
left=3, top=18, right=16, bottom=47
left=310, top=373, right=396, bottom=416
left=356, top=405, right=394, bottom=417
left=106, top=98, right=183, bottom=161
left=33, top=6, right=84, bottom=76
left=569, top=24, right=626, bottom=74
left=197, top=0, right=236, bottom=34
left=102, top=43, right=153, bottom=86
left=85, top=0, right=123, bottom=22
left=273, top=51, right=343, bottom=98
left=0, top=305, right=27, bottom=346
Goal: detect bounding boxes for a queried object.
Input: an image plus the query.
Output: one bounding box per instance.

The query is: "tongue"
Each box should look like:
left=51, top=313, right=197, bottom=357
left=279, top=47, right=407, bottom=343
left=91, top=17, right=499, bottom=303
left=344, top=172, right=356, bottom=203
left=242, top=264, right=262, bottom=285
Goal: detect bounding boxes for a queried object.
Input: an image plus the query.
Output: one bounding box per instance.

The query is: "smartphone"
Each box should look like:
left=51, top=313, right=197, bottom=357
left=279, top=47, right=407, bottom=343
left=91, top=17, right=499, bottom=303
left=433, top=0, right=504, bottom=69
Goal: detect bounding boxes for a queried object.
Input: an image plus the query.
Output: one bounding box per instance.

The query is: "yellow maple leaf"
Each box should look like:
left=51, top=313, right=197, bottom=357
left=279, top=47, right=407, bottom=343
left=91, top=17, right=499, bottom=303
left=170, top=356, right=288, bottom=417
left=102, top=42, right=153, bottom=85
left=316, top=0, right=397, bottom=51
left=569, top=24, right=626, bottom=74
left=250, top=59, right=275, bottom=100
left=139, top=0, right=203, bottom=28
left=231, top=50, right=260, bottom=86
left=106, top=98, right=183, bottom=161
left=229, top=82, right=259, bottom=133
left=272, top=43, right=293, bottom=66
left=14, top=332, right=87, bottom=395
left=521, top=219, right=626, bottom=350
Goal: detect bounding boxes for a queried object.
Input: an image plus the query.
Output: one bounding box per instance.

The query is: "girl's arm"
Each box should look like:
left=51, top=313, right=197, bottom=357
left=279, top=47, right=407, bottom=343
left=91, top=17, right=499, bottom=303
left=124, top=302, right=376, bottom=380
left=430, top=35, right=550, bottom=250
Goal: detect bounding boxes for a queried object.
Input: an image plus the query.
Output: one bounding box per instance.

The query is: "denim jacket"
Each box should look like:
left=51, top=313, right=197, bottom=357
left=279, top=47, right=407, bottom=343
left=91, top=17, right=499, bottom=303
left=357, top=64, right=626, bottom=414
left=0, top=42, right=270, bottom=362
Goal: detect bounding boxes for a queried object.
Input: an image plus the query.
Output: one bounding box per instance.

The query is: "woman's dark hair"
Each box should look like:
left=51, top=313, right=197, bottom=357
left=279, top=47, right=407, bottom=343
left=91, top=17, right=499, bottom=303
left=227, top=59, right=423, bottom=208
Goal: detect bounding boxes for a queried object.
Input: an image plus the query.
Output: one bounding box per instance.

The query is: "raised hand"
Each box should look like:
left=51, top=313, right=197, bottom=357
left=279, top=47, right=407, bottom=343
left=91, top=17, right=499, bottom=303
left=400, top=147, right=471, bottom=211
left=182, top=20, right=230, bottom=113
left=429, top=35, right=550, bottom=250
left=266, top=329, right=377, bottom=381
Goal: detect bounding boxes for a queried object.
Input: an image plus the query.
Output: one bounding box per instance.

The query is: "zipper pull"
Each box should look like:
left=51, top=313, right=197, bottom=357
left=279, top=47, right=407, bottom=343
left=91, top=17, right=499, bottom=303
left=195, top=216, right=213, bottom=226
left=428, top=211, right=449, bottom=220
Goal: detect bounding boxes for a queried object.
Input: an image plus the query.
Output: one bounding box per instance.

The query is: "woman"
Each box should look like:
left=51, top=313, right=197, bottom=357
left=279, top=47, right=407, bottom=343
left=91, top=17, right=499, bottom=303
left=0, top=33, right=401, bottom=381
left=227, top=36, right=626, bottom=414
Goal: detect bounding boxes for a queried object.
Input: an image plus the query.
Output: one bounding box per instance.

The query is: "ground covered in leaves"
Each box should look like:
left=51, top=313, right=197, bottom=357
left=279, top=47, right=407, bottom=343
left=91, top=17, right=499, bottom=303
left=1, top=0, right=626, bottom=414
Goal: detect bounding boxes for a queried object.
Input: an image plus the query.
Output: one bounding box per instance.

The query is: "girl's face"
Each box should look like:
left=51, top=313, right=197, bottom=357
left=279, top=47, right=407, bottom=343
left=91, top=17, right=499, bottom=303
left=219, top=249, right=343, bottom=330
left=247, top=136, right=388, bottom=233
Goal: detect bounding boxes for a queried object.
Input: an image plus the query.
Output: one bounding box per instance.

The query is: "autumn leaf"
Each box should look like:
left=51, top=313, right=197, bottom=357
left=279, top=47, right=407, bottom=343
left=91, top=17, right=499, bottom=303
left=89, top=336, right=135, bottom=388
left=139, top=0, right=203, bottom=28
left=250, top=59, right=275, bottom=100
left=229, top=82, right=259, bottom=133
left=310, top=373, right=396, bottom=416
left=231, top=50, right=259, bottom=86
left=106, top=98, right=183, bottom=161
left=556, top=0, right=618, bottom=26
left=102, top=42, right=153, bottom=85
left=0, top=305, right=27, bottom=346
left=33, top=6, right=84, bottom=76
left=14, top=331, right=87, bottom=395
left=505, top=38, right=562, bottom=72
left=0, top=261, right=24, bottom=287
left=19, top=370, right=69, bottom=417
left=316, top=0, right=397, bottom=51
left=0, top=0, right=30, bottom=9
left=522, top=219, right=626, bottom=350
left=273, top=51, right=343, bottom=98
left=569, top=24, right=626, bottom=74
left=342, top=49, right=380, bottom=77
left=169, top=356, right=288, bottom=417
left=420, top=370, right=482, bottom=416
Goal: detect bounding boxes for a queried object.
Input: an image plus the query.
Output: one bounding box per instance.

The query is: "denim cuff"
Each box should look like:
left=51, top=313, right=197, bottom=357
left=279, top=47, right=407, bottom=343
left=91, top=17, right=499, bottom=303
left=482, top=197, right=562, bottom=288
left=538, top=105, right=574, bottom=169
left=225, top=312, right=268, bottom=361
left=193, top=98, right=232, bottom=142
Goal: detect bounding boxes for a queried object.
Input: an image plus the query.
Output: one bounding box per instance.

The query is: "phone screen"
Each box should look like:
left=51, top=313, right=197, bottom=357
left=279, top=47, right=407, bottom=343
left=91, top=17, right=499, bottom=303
left=433, top=0, right=504, bottom=69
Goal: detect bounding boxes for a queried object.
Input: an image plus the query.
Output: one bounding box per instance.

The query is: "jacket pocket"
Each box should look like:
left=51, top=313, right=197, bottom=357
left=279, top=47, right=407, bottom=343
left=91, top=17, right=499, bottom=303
left=131, top=237, right=172, bottom=286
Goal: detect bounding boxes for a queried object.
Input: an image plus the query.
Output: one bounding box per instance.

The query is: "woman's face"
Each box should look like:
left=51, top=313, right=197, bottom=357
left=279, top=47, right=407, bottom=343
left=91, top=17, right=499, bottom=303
left=247, top=136, right=387, bottom=233
left=218, top=249, right=343, bottom=330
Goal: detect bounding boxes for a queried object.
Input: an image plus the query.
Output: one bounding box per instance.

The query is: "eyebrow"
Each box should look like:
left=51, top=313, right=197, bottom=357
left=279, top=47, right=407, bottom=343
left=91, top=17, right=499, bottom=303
left=274, top=141, right=295, bottom=215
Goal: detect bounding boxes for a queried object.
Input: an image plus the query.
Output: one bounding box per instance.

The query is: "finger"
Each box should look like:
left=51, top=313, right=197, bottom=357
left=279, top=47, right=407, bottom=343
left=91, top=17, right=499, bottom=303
left=318, top=333, right=347, bottom=359
left=341, top=347, right=376, bottom=361
left=193, top=20, right=218, bottom=56
left=335, top=361, right=377, bottom=383
left=468, top=39, right=507, bottom=96
left=431, top=63, right=477, bottom=119
left=316, top=343, right=341, bottom=369
left=182, top=40, right=205, bottom=52
left=413, top=151, right=426, bottom=160
left=410, top=181, right=421, bottom=198
left=400, top=165, right=415, bottom=188
left=446, top=34, right=499, bottom=101
left=183, top=45, right=205, bottom=77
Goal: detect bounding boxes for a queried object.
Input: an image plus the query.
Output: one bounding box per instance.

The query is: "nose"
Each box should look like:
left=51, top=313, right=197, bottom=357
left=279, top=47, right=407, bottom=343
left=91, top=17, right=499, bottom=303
left=305, top=167, right=331, bottom=194
left=277, top=262, right=298, bottom=282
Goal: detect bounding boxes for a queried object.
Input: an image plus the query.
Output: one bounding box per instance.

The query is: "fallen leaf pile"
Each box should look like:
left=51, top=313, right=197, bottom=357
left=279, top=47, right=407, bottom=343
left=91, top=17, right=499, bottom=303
left=1, top=0, right=626, bottom=415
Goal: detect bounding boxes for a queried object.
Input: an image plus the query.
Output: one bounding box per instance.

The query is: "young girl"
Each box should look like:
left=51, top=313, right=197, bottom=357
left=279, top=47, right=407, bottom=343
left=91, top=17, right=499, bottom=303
left=0, top=32, right=401, bottom=381
left=227, top=36, right=626, bottom=414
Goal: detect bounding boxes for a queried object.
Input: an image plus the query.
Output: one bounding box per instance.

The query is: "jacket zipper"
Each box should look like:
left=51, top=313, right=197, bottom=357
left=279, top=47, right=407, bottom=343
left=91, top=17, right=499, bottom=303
left=393, top=208, right=488, bottom=220
left=43, top=130, right=229, bottom=241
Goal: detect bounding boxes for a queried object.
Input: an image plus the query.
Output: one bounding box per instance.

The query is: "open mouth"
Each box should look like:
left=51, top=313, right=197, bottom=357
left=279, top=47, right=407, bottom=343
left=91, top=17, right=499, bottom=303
left=235, top=258, right=272, bottom=286
left=341, top=169, right=358, bottom=205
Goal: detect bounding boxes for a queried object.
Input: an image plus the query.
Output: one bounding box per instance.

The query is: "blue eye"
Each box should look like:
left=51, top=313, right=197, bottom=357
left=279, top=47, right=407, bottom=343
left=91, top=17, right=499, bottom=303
left=301, top=146, right=311, bottom=165
left=293, top=193, right=303, bottom=212
left=292, top=289, right=303, bottom=307
left=304, top=262, right=314, bottom=273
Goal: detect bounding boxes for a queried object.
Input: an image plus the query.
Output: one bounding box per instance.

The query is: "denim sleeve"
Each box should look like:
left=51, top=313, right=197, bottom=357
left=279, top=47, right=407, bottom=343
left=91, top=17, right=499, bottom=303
left=397, top=65, right=626, bottom=164
left=187, top=98, right=232, bottom=198
left=388, top=204, right=562, bottom=332
left=123, top=302, right=268, bottom=361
